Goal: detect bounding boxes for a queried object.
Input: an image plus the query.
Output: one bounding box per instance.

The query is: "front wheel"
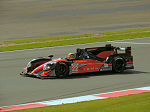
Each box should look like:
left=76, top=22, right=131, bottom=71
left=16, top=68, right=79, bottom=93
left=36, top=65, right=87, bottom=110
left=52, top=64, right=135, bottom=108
left=112, top=56, right=125, bottom=73
left=55, top=62, right=69, bottom=78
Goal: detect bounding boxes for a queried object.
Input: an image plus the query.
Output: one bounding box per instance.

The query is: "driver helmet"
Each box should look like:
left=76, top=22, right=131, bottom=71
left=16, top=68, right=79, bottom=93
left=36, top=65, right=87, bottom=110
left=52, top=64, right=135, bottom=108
left=67, top=53, right=75, bottom=59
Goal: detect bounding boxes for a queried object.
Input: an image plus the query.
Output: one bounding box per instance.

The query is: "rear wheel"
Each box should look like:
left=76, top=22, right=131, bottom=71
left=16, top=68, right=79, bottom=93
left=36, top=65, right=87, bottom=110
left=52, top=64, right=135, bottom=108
left=55, top=62, right=69, bottom=78
left=112, top=56, right=125, bottom=73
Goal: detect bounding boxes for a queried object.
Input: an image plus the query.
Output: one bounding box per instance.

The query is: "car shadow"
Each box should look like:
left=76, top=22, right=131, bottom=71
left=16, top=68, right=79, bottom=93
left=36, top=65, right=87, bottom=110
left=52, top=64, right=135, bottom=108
left=24, top=70, right=149, bottom=80
left=64, top=70, right=149, bottom=79
left=54, top=70, right=149, bottom=80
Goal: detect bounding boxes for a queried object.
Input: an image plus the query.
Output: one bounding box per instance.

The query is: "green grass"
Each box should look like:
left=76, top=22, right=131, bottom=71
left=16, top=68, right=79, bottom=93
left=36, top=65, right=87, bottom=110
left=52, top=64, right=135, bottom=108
left=0, top=28, right=150, bottom=52
left=4, top=34, right=91, bottom=44
left=10, top=92, right=150, bottom=112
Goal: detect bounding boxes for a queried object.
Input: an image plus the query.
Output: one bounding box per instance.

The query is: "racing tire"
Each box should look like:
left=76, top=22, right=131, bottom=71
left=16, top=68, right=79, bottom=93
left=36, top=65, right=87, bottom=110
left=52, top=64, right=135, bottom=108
left=55, top=62, right=69, bottom=78
left=112, top=56, right=125, bottom=73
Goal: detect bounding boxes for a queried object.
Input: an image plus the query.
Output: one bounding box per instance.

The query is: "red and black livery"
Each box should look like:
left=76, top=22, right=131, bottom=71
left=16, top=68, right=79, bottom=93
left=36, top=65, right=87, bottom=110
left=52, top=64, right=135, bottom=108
left=20, top=44, right=134, bottom=79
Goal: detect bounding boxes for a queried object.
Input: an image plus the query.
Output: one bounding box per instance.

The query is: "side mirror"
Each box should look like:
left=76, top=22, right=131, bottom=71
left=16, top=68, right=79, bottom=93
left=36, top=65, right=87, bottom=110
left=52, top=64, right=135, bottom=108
left=48, top=55, right=54, bottom=58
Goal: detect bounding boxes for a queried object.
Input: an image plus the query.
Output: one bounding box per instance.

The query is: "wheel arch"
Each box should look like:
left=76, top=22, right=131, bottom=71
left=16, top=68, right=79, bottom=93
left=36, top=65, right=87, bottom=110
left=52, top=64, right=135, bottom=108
left=27, top=58, right=52, bottom=72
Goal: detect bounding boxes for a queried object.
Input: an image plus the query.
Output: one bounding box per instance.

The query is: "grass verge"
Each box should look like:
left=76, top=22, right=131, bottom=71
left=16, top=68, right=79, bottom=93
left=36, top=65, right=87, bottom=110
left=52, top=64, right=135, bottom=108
left=10, top=92, right=150, bottom=112
left=4, top=34, right=92, bottom=44
left=0, top=28, right=150, bottom=52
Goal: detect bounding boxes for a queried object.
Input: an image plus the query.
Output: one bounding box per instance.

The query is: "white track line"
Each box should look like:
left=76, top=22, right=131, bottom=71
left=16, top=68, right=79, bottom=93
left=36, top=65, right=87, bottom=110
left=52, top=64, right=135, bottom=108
left=0, top=37, right=149, bottom=54
left=108, top=41, right=150, bottom=45
left=1, top=86, right=150, bottom=109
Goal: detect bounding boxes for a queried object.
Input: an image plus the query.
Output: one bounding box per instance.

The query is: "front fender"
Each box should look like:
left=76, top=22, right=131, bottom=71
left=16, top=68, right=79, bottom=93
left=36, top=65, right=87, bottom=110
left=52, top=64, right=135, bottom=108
left=27, top=58, right=52, bottom=73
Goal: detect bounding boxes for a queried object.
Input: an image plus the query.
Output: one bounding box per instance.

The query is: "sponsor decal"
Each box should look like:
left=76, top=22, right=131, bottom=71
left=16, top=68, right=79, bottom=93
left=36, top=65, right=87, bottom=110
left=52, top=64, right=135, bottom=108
left=79, top=64, right=88, bottom=68
left=126, top=63, right=133, bottom=67
left=100, top=64, right=112, bottom=71
left=83, top=66, right=99, bottom=71
left=86, top=48, right=97, bottom=51
left=71, top=63, right=79, bottom=72
left=104, top=64, right=108, bottom=67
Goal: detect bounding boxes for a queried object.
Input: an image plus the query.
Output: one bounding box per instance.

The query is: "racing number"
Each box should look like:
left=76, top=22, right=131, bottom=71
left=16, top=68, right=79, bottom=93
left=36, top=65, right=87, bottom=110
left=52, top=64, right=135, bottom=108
left=72, top=65, right=79, bottom=72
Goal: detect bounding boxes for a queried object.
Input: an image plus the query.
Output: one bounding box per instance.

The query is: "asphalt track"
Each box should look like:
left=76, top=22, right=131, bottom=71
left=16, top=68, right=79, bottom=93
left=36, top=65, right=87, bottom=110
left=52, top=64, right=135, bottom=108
left=0, top=0, right=150, bottom=41
left=0, top=37, right=150, bottom=107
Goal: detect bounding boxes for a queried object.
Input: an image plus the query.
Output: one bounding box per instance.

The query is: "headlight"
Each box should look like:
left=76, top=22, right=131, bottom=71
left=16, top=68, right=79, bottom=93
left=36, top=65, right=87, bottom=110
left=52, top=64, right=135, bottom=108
left=27, top=62, right=32, bottom=68
left=43, top=62, right=56, bottom=71
left=43, top=64, right=51, bottom=71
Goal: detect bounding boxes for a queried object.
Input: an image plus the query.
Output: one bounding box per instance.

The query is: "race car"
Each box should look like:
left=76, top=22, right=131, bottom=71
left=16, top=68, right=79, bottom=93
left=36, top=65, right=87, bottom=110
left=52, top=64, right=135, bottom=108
left=20, top=44, right=134, bottom=79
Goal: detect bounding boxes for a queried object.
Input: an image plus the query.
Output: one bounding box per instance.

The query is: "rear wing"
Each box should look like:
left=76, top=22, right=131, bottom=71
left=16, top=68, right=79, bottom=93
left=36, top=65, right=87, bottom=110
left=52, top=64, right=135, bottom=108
left=79, top=44, right=132, bottom=58
left=126, top=47, right=131, bottom=56
left=115, top=47, right=132, bottom=56
left=85, top=44, right=114, bottom=52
